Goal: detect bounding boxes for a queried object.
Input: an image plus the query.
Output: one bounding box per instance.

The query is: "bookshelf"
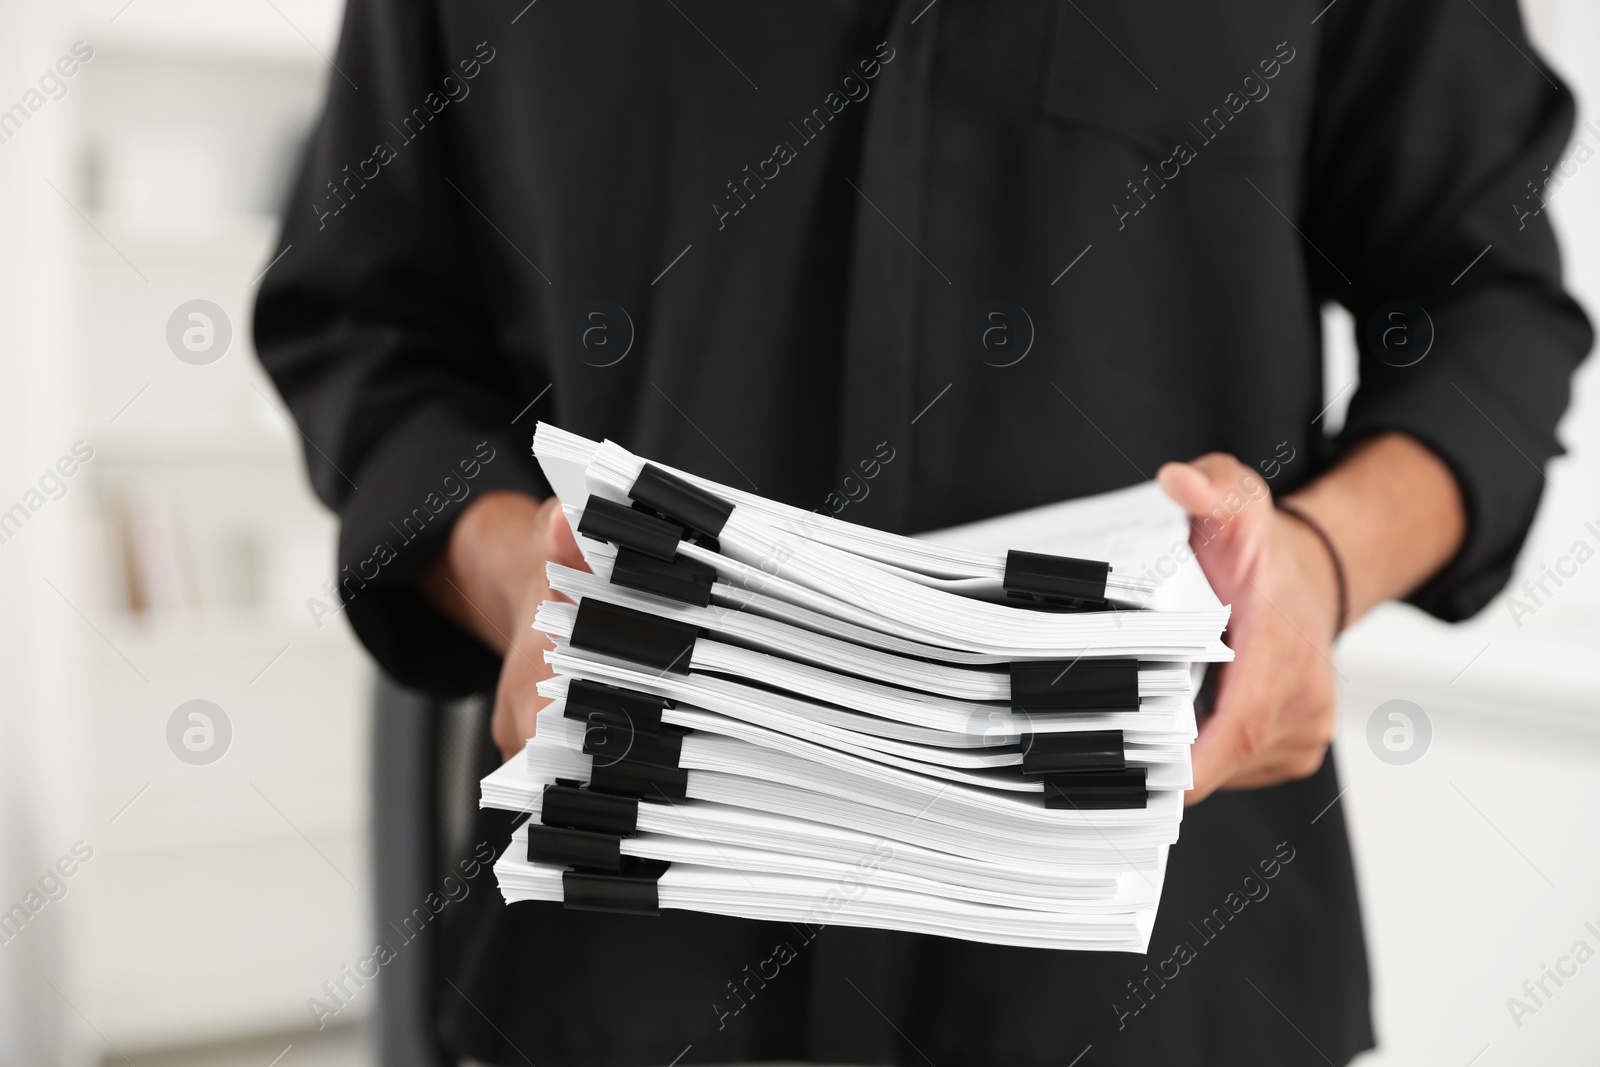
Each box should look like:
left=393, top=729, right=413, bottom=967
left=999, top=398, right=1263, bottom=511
left=7, top=4, right=377, bottom=1059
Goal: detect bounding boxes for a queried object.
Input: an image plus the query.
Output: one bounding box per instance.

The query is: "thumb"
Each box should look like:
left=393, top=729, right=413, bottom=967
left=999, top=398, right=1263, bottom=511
left=540, top=496, right=590, bottom=571
left=1156, top=460, right=1214, bottom=516
left=1158, top=454, right=1272, bottom=567
left=1157, top=453, right=1267, bottom=516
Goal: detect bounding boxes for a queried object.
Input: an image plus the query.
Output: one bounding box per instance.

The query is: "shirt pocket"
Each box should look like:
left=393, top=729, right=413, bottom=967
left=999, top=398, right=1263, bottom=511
left=1039, top=0, right=1303, bottom=161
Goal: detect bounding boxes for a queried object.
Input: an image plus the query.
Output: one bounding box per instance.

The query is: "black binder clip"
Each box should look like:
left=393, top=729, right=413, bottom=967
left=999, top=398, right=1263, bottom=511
left=564, top=679, right=672, bottom=737
left=527, top=823, right=625, bottom=871
left=570, top=599, right=700, bottom=674
left=535, top=789, right=670, bottom=915
left=540, top=782, right=641, bottom=836
left=1021, top=730, right=1125, bottom=775
left=582, top=720, right=688, bottom=770
left=1002, top=550, right=1112, bottom=609
left=628, top=464, right=733, bottom=545
left=610, top=546, right=718, bottom=607
left=576, top=495, right=683, bottom=562
left=574, top=495, right=718, bottom=606
left=1009, top=658, right=1139, bottom=712
left=1042, top=768, right=1148, bottom=810
left=589, top=757, right=690, bottom=800
left=562, top=857, right=671, bottom=916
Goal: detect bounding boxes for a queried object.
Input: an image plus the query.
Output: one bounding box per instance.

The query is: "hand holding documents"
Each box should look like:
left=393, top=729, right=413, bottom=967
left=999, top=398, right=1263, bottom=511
left=479, top=424, right=1232, bottom=952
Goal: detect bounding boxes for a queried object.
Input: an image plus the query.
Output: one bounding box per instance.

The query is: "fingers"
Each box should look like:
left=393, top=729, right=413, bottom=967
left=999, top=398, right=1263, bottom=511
left=1155, top=460, right=1215, bottom=515
left=1162, top=451, right=1337, bottom=804
left=1186, top=664, right=1273, bottom=803
left=492, top=631, right=558, bottom=763
left=536, top=495, right=590, bottom=571
left=492, top=693, right=523, bottom=764
left=1156, top=454, right=1267, bottom=514
left=1158, top=454, right=1274, bottom=570
left=1220, top=747, right=1330, bottom=790
left=1186, top=598, right=1302, bottom=800
left=1187, top=649, right=1336, bottom=803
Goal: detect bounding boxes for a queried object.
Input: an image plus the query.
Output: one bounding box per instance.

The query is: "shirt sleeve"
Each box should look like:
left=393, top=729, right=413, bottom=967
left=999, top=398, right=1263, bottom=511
left=1303, top=0, right=1593, bottom=621
left=253, top=0, right=549, bottom=696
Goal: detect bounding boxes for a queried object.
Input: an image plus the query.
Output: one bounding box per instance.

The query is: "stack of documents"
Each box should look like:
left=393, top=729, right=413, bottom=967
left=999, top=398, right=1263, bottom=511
left=480, top=424, right=1231, bottom=951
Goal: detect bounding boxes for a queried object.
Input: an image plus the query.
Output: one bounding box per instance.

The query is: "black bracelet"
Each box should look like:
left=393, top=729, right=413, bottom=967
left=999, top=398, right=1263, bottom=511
left=1276, top=500, right=1349, bottom=635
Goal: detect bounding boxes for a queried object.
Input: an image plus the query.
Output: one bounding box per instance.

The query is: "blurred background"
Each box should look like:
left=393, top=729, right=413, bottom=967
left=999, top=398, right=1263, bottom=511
left=0, top=1, right=1594, bottom=1065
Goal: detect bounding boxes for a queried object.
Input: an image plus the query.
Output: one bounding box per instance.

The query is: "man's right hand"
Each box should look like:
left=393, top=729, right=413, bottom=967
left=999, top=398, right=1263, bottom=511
left=420, top=491, right=589, bottom=763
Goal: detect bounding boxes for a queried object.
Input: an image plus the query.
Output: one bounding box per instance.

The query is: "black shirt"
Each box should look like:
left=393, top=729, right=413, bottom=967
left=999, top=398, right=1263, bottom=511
left=254, top=1, right=1591, bottom=1064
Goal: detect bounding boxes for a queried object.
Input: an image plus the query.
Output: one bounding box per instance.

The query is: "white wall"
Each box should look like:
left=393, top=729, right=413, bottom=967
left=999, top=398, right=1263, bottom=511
left=1342, top=1, right=1600, bottom=1063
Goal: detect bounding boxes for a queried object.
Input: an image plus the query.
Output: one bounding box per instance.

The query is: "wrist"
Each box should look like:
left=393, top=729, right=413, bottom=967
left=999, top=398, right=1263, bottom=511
left=1280, top=432, right=1466, bottom=625
left=1276, top=500, right=1346, bottom=641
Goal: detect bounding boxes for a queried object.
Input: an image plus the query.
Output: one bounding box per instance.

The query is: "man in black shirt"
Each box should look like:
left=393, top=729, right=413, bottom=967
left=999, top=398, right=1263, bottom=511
left=255, top=1, right=1591, bottom=1063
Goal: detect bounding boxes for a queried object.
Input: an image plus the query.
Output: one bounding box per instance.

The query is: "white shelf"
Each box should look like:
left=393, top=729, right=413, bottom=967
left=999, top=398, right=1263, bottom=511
left=90, top=0, right=343, bottom=66
left=87, top=212, right=282, bottom=263
left=96, top=605, right=357, bottom=648
left=95, top=424, right=299, bottom=464
left=1336, top=603, right=1600, bottom=735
